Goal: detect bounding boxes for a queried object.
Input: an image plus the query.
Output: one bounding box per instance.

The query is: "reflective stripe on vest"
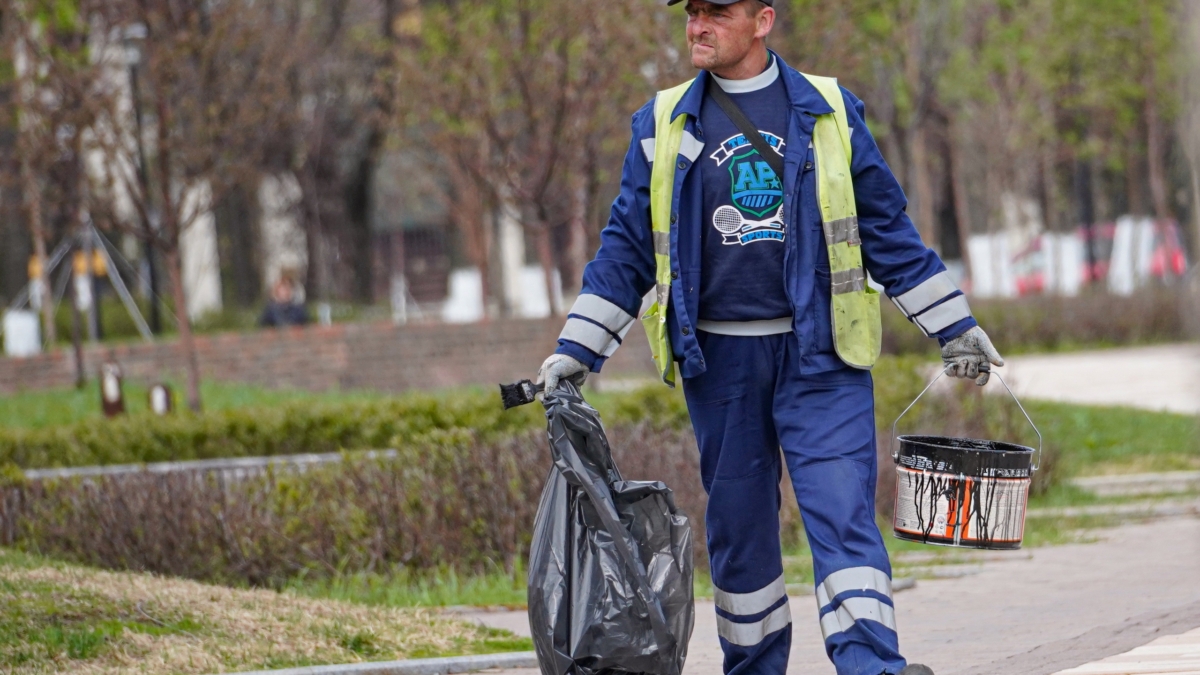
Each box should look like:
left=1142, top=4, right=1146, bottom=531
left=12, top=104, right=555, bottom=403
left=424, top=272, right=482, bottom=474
left=643, top=73, right=882, bottom=384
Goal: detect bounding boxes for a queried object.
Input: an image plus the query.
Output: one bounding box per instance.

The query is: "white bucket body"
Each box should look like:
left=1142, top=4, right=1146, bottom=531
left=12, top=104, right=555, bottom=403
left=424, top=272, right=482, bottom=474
left=893, top=435, right=1035, bottom=550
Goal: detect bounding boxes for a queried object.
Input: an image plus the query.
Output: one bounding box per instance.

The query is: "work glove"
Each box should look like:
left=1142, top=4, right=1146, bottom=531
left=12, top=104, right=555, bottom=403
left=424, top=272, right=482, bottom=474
left=537, top=353, right=589, bottom=393
left=940, top=326, right=1004, bottom=386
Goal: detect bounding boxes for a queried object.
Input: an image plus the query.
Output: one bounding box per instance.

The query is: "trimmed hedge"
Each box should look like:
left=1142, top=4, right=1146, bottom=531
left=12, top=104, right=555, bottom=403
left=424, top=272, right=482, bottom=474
left=0, top=359, right=1058, bottom=586
left=0, top=426, right=703, bottom=586
left=0, top=355, right=1028, bottom=475
left=0, top=390, right=542, bottom=470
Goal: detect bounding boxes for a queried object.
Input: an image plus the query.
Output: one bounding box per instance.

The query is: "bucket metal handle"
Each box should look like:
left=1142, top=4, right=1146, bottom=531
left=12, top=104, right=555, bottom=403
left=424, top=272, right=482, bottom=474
left=889, top=364, right=1044, bottom=471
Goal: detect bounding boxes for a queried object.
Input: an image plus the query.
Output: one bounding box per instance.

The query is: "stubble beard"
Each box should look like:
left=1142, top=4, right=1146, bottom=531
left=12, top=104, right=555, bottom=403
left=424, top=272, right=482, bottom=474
left=690, top=40, right=724, bottom=71
left=690, top=36, right=753, bottom=74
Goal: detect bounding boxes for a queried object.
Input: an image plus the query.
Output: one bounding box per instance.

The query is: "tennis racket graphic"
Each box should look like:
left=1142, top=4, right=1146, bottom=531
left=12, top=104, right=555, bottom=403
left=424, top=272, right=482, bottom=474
left=713, top=204, right=785, bottom=245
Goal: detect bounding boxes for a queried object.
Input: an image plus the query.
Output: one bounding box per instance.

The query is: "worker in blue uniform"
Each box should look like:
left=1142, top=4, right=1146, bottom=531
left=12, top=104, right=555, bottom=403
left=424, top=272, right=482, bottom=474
left=537, top=1, right=1004, bottom=674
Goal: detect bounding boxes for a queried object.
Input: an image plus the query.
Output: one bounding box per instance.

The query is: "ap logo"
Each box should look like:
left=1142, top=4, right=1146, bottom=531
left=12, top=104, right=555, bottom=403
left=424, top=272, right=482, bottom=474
left=710, top=132, right=787, bottom=246
left=710, top=132, right=785, bottom=218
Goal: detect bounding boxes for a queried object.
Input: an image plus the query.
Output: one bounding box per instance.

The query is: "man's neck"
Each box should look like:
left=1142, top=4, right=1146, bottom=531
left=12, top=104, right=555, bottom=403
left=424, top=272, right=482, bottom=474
left=709, top=44, right=770, bottom=81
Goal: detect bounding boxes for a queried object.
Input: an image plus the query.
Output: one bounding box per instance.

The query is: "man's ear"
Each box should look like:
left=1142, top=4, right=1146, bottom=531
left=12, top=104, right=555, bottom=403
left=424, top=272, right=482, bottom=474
left=755, top=6, right=775, bottom=40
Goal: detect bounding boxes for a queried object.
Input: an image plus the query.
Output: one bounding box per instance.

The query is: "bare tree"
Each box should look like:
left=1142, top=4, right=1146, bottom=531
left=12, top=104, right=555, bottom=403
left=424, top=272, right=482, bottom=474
left=4, top=0, right=104, bottom=348
left=86, top=0, right=299, bottom=410
left=397, top=0, right=678, bottom=315
left=1181, top=0, right=1200, bottom=256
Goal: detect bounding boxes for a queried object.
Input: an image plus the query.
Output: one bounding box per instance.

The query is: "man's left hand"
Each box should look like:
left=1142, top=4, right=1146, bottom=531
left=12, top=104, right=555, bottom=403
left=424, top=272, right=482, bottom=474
left=941, top=326, right=1004, bottom=385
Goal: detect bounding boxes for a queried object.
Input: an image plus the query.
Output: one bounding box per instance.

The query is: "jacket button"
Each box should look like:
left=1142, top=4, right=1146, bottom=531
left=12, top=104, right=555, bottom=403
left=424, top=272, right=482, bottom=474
left=681, top=326, right=691, bottom=335
left=671, top=270, right=679, bottom=280
left=805, top=161, right=813, bottom=170
left=670, top=213, right=677, bottom=224
left=677, top=160, right=688, bottom=170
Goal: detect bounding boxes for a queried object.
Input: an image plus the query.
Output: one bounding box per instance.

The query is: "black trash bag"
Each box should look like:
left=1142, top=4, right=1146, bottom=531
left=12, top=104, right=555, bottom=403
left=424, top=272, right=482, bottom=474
left=526, top=382, right=694, bottom=675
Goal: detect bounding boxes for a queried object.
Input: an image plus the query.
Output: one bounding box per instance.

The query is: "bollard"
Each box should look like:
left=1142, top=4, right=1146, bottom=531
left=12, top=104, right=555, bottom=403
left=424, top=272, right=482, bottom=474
left=149, top=383, right=174, bottom=415
left=100, top=362, right=125, bottom=417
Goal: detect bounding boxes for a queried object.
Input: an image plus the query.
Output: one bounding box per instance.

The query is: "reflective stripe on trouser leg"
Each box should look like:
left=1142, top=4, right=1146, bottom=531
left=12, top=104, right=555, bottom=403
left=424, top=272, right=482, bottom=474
left=816, top=566, right=897, bottom=644
left=772, top=341, right=907, bottom=675
left=682, top=331, right=794, bottom=675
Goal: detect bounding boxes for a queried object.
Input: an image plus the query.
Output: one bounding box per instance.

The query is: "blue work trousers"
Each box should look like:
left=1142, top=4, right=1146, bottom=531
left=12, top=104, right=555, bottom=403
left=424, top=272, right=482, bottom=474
left=682, top=331, right=907, bottom=675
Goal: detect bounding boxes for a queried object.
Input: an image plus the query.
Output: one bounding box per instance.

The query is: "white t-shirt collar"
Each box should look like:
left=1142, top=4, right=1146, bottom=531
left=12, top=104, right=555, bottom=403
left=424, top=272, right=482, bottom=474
left=711, top=55, right=779, bottom=94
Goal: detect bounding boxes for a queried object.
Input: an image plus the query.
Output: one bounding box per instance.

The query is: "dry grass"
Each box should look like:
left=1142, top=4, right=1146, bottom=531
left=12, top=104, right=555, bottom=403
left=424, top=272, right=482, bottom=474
left=0, top=549, right=528, bottom=675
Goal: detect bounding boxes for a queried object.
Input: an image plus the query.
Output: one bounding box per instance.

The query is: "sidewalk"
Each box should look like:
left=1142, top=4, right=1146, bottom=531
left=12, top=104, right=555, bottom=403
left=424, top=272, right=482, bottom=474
left=999, top=343, right=1200, bottom=414
left=1053, top=626, right=1200, bottom=674
left=461, top=515, right=1200, bottom=675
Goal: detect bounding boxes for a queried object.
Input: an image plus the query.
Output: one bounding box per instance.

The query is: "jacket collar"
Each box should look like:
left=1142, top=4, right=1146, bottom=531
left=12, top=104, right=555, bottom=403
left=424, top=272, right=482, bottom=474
left=670, top=50, right=836, bottom=122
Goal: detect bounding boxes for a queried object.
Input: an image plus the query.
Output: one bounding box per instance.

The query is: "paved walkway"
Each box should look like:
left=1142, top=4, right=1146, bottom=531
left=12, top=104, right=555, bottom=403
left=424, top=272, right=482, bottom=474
left=1053, top=626, right=1200, bottom=674
left=998, top=343, right=1200, bottom=414
left=461, top=515, right=1200, bottom=675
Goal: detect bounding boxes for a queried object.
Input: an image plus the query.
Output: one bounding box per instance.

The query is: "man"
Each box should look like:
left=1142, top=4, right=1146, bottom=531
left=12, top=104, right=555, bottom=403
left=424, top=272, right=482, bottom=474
left=537, top=1, right=1002, bottom=673
left=259, top=276, right=309, bottom=328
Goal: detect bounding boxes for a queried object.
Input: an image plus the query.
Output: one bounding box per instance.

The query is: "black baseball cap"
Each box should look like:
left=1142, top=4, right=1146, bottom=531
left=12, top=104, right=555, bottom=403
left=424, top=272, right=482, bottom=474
left=667, top=0, right=774, bottom=6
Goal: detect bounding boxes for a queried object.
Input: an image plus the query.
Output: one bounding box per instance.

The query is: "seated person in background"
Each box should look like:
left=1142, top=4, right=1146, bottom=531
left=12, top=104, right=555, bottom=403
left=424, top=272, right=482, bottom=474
left=259, top=277, right=309, bottom=328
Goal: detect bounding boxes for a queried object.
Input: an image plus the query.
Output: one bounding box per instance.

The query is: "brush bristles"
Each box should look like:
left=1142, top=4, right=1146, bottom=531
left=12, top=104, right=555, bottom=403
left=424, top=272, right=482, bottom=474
left=499, top=380, right=539, bottom=409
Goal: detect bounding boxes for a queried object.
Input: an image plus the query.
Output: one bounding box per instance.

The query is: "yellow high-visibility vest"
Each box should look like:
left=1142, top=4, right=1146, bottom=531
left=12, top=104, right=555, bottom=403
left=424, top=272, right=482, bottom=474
left=642, top=74, right=881, bottom=386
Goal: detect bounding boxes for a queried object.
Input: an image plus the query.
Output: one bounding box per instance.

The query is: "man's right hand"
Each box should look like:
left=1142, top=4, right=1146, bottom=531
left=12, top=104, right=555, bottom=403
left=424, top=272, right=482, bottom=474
left=537, top=354, right=589, bottom=393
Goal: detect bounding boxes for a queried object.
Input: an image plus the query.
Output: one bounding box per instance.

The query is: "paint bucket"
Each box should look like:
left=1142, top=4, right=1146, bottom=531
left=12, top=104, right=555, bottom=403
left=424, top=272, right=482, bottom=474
left=890, top=366, right=1042, bottom=550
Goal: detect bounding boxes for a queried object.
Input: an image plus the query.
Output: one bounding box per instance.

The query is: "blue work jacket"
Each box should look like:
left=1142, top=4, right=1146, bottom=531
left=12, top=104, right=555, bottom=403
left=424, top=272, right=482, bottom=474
left=556, top=53, right=976, bottom=380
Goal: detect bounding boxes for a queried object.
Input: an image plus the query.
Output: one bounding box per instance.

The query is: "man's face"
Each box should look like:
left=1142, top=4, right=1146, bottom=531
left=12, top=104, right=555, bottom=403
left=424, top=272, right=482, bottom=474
left=685, top=0, right=768, bottom=72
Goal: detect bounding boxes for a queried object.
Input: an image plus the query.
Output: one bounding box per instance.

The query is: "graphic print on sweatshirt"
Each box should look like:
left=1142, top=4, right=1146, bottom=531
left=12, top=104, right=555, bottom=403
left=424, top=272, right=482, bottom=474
left=698, top=57, right=792, bottom=322
left=708, top=131, right=786, bottom=246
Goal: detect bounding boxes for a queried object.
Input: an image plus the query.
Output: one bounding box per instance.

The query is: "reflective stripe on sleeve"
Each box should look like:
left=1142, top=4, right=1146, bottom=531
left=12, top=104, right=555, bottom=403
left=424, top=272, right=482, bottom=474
left=559, top=317, right=614, bottom=355
left=601, top=317, right=635, bottom=357
left=641, top=138, right=656, bottom=164
left=569, top=294, right=635, bottom=336
left=679, top=131, right=704, bottom=163
left=714, top=574, right=787, bottom=617
left=819, top=597, right=897, bottom=641
left=893, top=271, right=958, bottom=317
left=831, top=268, right=866, bottom=295
left=815, top=567, right=892, bottom=610
left=716, top=600, right=792, bottom=647
left=913, top=294, right=972, bottom=335
left=823, top=216, right=861, bottom=246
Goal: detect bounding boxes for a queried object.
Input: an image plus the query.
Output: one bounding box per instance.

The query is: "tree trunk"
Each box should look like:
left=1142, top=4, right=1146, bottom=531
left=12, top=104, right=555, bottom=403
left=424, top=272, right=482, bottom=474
left=1191, top=169, right=1200, bottom=260
left=534, top=224, right=561, bottom=317
left=565, top=174, right=589, bottom=293
left=1181, top=0, right=1200, bottom=259
left=13, top=50, right=56, bottom=346
left=165, top=247, right=203, bottom=412
left=910, top=123, right=938, bottom=249
left=1143, top=2, right=1171, bottom=224
left=19, top=147, right=56, bottom=346
left=68, top=268, right=85, bottom=389
left=1127, top=140, right=1148, bottom=216
left=1144, top=88, right=1171, bottom=223
left=947, top=123, right=974, bottom=284
left=346, top=145, right=378, bottom=303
